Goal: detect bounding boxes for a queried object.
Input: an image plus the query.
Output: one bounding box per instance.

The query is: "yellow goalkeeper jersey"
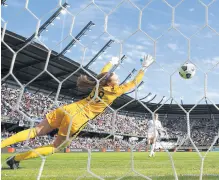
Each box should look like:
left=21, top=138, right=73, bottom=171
left=76, top=62, right=144, bottom=119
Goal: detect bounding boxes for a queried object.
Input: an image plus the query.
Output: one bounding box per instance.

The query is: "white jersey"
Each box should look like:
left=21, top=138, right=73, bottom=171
left=147, top=120, right=163, bottom=138
left=147, top=120, right=163, bottom=131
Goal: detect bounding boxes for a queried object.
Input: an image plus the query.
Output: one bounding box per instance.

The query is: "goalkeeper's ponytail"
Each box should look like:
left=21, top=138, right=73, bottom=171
left=77, top=72, right=114, bottom=89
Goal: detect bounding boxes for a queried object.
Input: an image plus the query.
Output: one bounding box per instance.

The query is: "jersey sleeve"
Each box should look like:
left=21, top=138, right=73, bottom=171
left=117, top=70, right=144, bottom=94
left=147, top=120, right=151, bottom=128
left=101, top=62, right=113, bottom=73
left=157, top=121, right=163, bottom=130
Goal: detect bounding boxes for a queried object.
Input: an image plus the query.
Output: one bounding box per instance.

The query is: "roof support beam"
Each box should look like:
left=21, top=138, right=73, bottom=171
left=120, top=68, right=137, bottom=85
left=85, top=39, right=114, bottom=69
left=145, top=94, right=157, bottom=103
left=124, top=81, right=144, bottom=95
left=139, top=93, right=152, bottom=101
left=57, top=21, right=95, bottom=57
left=2, top=2, right=69, bottom=52
left=1, top=0, right=7, bottom=6
left=111, top=55, right=126, bottom=72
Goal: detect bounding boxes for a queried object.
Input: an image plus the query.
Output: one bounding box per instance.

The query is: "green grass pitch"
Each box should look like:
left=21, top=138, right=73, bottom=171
left=1, top=152, right=219, bottom=180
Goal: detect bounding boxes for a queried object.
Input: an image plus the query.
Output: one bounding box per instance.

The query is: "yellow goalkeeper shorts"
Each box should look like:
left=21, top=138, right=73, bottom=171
left=46, top=103, right=89, bottom=137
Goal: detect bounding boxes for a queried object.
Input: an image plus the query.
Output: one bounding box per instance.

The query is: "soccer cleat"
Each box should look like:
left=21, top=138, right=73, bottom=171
left=148, top=152, right=155, bottom=158
left=6, top=157, right=20, bottom=169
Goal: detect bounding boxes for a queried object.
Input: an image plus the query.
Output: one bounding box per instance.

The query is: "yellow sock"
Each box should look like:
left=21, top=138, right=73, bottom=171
left=1, top=128, right=37, bottom=148
left=14, top=145, right=55, bottom=161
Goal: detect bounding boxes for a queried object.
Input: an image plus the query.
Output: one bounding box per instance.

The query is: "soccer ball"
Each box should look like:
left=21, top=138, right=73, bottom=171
left=179, top=63, right=196, bottom=79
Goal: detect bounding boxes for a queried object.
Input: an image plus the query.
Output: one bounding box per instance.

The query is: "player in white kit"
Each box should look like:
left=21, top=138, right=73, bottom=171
left=147, top=113, right=165, bottom=157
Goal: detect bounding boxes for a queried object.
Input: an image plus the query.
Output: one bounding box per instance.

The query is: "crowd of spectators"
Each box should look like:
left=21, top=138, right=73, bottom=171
left=1, top=129, right=52, bottom=148
left=190, top=118, right=218, bottom=146
left=1, top=129, right=146, bottom=149
left=87, top=112, right=148, bottom=137
left=1, top=84, right=219, bottom=148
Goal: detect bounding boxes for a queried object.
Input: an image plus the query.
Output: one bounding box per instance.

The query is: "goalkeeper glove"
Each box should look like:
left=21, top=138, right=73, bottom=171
left=110, top=57, right=119, bottom=65
left=141, top=54, right=154, bottom=71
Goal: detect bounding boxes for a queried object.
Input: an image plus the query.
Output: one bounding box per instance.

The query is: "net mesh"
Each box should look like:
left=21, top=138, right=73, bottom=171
left=1, top=0, right=219, bottom=179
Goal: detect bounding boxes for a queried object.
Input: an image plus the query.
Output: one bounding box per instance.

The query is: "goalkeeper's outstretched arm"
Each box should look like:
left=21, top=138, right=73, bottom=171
left=101, top=57, right=120, bottom=73
left=118, top=55, right=154, bottom=93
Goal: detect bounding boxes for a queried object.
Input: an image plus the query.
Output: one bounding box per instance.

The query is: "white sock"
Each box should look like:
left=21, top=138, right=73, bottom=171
left=150, top=144, right=155, bottom=155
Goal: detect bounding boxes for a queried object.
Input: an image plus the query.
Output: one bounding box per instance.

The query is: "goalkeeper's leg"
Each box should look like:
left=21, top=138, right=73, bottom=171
left=6, top=135, right=69, bottom=169
left=5, top=113, right=85, bottom=169
left=2, top=103, right=71, bottom=149
left=12, top=118, right=85, bottom=164
left=14, top=135, right=67, bottom=161
left=1, top=118, right=54, bottom=148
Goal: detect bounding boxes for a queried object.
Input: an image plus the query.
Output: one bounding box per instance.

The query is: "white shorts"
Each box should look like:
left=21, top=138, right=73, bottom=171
left=148, top=130, right=158, bottom=139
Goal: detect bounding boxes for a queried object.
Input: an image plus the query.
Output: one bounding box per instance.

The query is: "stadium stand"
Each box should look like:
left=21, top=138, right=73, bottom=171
left=2, top=30, right=219, bottom=115
left=1, top=31, right=219, bottom=151
left=2, top=84, right=219, bottom=148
